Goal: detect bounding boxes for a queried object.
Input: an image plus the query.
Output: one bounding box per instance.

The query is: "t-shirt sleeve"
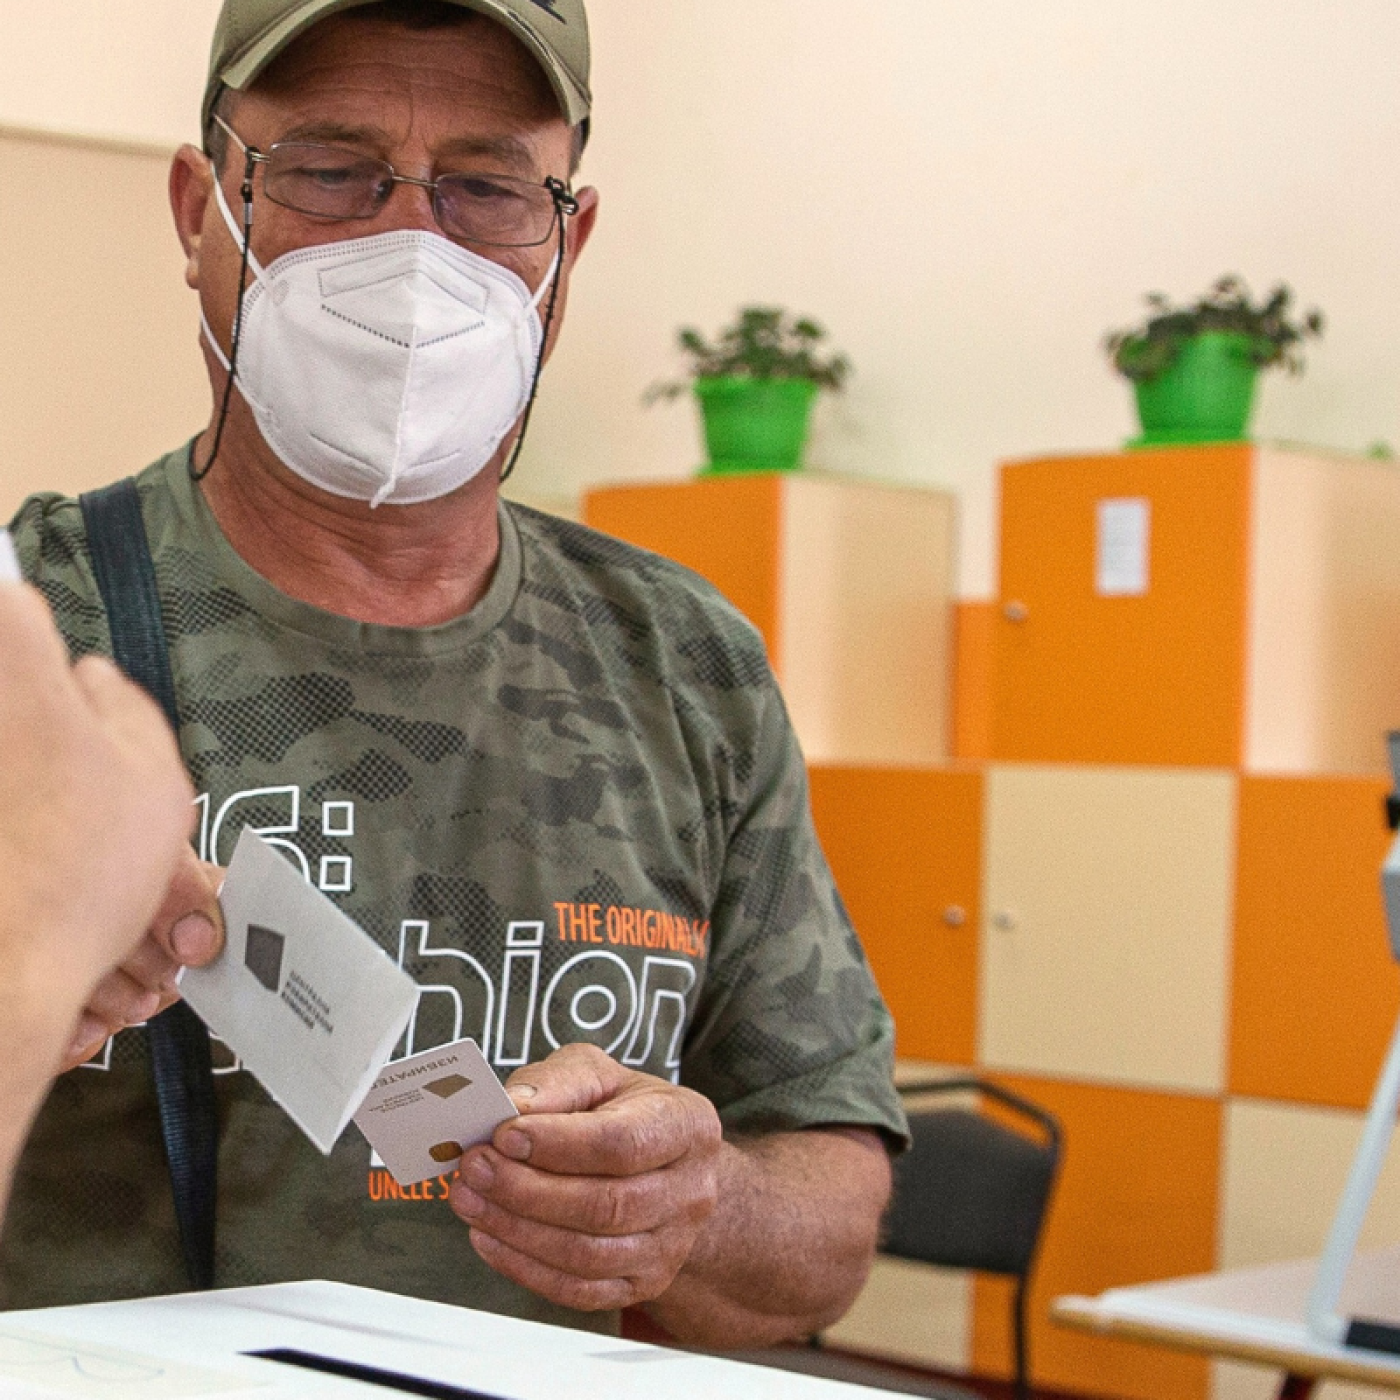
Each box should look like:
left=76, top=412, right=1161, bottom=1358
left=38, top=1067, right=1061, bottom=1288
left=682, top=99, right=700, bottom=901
left=7, top=491, right=109, bottom=658
left=678, top=676, right=910, bottom=1152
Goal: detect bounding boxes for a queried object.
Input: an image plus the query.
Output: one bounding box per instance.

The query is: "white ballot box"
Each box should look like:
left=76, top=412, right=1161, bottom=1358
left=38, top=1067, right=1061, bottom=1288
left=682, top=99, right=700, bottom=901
left=0, top=1279, right=893, bottom=1398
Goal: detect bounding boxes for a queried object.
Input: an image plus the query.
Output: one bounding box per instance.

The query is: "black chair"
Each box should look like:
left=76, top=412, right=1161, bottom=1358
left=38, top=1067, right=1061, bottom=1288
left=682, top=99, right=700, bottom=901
left=885, top=1076, right=1062, bottom=1400
left=720, top=1077, right=1062, bottom=1399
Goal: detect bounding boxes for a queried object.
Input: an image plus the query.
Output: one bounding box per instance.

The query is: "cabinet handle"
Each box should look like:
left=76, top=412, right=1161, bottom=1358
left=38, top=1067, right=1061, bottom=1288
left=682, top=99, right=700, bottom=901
left=1003, top=600, right=1029, bottom=623
left=942, top=905, right=966, bottom=928
left=991, top=910, right=1018, bottom=931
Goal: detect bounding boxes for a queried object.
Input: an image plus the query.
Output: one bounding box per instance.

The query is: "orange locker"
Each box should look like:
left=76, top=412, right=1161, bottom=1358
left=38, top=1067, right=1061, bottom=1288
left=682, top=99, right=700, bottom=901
left=584, top=474, right=955, bottom=765
left=808, top=766, right=982, bottom=1064
left=976, top=1075, right=1223, bottom=1400
left=992, top=446, right=1400, bottom=774
left=1228, top=775, right=1399, bottom=1109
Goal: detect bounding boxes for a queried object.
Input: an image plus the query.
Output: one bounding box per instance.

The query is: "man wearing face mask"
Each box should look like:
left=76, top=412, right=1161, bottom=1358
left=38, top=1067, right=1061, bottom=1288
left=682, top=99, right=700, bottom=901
left=3, top=0, right=907, bottom=1347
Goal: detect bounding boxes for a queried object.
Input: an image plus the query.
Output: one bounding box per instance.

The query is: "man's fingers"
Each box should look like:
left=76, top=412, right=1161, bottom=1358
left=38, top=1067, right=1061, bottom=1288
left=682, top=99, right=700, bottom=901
left=493, top=1078, right=721, bottom=1178
left=503, top=1042, right=629, bottom=1116
left=454, top=1148, right=685, bottom=1235
left=454, top=1192, right=648, bottom=1281
left=466, top=1228, right=639, bottom=1313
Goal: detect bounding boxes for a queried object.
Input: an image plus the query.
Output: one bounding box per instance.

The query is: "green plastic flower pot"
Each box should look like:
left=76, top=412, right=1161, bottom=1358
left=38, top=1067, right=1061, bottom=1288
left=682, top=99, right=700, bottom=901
left=693, top=377, right=819, bottom=475
left=1129, top=330, right=1262, bottom=448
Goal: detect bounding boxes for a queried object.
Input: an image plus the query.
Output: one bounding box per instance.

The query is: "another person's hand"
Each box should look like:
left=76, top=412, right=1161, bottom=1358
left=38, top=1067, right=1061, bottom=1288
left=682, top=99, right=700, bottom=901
left=63, top=848, right=225, bottom=1068
left=449, top=1043, right=723, bottom=1311
left=0, top=584, right=205, bottom=1072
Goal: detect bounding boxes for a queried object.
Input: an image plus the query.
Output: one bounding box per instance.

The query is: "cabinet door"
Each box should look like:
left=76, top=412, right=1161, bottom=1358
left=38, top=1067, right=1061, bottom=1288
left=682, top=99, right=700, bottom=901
left=977, top=1074, right=1220, bottom=1400
left=980, top=765, right=1234, bottom=1093
left=1229, top=776, right=1398, bottom=1109
left=992, top=447, right=1252, bottom=766
left=808, top=766, right=981, bottom=1064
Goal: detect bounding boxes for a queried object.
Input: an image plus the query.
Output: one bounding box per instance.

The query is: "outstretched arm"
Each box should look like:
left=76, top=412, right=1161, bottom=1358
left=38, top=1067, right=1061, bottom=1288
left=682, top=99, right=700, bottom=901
left=0, top=581, right=199, bottom=1208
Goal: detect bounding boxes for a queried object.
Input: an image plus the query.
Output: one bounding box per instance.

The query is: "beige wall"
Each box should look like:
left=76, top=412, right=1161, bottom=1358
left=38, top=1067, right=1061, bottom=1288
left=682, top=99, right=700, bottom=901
left=0, top=130, right=209, bottom=512
left=3, top=2, right=1399, bottom=591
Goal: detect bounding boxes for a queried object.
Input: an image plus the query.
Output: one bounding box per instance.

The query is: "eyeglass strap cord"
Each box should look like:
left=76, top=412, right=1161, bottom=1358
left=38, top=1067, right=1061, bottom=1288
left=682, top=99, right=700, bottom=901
left=191, top=150, right=257, bottom=484
left=499, top=179, right=576, bottom=486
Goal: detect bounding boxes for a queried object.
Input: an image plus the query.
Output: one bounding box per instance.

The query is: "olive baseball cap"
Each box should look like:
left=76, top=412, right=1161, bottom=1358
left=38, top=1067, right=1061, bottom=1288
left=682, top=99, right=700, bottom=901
left=203, top=0, right=591, bottom=134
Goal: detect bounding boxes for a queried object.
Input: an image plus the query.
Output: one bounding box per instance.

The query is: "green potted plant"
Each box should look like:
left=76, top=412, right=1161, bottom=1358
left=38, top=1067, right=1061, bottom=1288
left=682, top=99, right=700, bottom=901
left=648, top=306, right=851, bottom=475
left=1104, top=276, right=1324, bottom=447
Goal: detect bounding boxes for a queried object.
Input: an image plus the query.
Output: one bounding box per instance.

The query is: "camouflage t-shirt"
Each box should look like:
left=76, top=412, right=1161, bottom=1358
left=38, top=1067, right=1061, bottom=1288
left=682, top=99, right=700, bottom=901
left=1, top=443, right=906, bottom=1326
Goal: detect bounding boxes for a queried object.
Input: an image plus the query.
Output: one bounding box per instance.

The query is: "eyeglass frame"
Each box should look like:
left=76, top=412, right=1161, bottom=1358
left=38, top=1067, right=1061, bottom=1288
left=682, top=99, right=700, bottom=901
left=208, top=112, right=579, bottom=249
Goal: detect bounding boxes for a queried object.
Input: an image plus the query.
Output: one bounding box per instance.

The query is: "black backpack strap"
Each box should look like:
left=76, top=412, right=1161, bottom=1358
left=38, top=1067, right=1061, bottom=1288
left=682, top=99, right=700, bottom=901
left=78, top=478, right=218, bottom=1292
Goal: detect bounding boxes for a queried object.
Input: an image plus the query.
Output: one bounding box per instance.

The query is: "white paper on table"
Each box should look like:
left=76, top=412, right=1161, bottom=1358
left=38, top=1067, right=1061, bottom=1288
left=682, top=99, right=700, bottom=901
left=1096, top=497, right=1151, bottom=597
left=181, top=829, right=418, bottom=1155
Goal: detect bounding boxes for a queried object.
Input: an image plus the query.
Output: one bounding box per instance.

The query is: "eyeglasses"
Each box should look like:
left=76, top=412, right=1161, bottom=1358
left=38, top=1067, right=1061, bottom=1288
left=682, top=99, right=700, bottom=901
left=212, top=114, right=576, bottom=249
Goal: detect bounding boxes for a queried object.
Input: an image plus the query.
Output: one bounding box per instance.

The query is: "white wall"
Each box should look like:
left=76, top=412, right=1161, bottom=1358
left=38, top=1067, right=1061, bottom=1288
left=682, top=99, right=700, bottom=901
left=3, top=1, right=1398, bottom=594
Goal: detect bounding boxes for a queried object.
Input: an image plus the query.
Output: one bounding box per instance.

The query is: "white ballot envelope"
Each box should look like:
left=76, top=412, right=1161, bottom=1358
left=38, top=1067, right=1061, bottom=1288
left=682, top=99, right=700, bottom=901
left=181, top=829, right=419, bottom=1154
left=0, top=530, right=20, bottom=583
left=354, top=1037, right=518, bottom=1186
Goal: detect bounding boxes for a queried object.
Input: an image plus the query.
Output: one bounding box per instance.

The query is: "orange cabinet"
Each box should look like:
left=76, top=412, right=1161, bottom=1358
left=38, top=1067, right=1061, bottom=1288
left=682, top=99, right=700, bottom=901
left=978, top=1075, right=1222, bottom=1400
left=992, top=446, right=1400, bottom=774
left=808, top=766, right=982, bottom=1064
left=1228, top=775, right=1399, bottom=1109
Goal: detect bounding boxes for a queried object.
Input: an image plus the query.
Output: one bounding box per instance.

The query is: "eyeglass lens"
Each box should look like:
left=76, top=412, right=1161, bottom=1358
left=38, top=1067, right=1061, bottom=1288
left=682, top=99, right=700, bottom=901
left=261, top=144, right=561, bottom=247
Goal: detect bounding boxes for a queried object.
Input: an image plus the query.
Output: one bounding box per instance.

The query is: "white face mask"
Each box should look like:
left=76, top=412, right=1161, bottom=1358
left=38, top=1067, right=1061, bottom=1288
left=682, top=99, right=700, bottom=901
left=203, top=181, right=556, bottom=508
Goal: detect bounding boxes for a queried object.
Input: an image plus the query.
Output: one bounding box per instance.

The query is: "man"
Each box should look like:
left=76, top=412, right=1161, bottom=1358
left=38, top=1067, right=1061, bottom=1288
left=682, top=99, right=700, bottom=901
left=5, top=0, right=906, bottom=1345
left=0, top=571, right=221, bottom=1220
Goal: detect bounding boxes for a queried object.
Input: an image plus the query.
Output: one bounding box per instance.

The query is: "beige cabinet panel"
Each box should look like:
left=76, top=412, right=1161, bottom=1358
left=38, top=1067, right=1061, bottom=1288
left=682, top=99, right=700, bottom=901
left=1213, top=1098, right=1400, bottom=1400
left=979, top=765, right=1235, bottom=1092
left=1245, top=449, right=1400, bottom=777
left=823, top=1257, right=971, bottom=1372
left=1219, top=1098, right=1400, bottom=1272
left=777, top=476, right=954, bottom=764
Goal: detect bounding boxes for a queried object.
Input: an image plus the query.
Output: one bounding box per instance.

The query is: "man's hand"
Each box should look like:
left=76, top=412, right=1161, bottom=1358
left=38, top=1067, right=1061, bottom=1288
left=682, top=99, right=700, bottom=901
left=449, top=1043, right=723, bottom=1312
left=449, top=1044, right=892, bottom=1349
left=0, top=585, right=211, bottom=1072
left=62, top=848, right=224, bottom=1069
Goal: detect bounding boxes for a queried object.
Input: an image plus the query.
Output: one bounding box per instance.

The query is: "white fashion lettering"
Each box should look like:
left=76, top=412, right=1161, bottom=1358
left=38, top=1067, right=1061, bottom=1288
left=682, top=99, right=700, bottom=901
left=85, top=788, right=701, bottom=1078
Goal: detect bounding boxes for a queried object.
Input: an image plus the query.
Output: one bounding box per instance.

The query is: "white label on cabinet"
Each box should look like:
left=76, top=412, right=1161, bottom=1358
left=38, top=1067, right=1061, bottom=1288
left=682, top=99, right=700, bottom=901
left=1096, top=497, right=1150, bottom=597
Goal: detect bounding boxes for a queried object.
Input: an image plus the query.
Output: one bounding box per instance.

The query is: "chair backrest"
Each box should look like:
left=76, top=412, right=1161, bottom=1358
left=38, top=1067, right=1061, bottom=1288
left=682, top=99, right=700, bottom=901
left=884, top=1078, right=1061, bottom=1277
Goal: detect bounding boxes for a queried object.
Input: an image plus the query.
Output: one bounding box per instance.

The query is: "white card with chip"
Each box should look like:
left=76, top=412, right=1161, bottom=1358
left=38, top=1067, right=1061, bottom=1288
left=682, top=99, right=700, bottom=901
left=354, top=1038, right=518, bottom=1186
left=181, top=828, right=418, bottom=1154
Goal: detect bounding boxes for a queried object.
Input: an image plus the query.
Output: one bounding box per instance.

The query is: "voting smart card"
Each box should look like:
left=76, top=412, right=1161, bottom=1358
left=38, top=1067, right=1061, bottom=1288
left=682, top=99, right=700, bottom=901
left=181, top=828, right=419, bottom=1154
left=354, top=1037, right=518, bottom=1187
